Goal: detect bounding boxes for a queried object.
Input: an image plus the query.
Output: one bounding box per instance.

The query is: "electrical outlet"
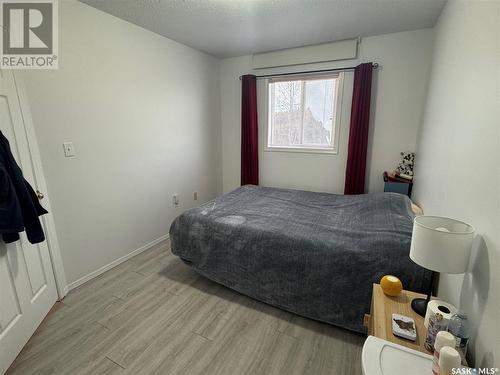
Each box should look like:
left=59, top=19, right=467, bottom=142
left=62, top=142, right=76, bottom=157
left=172, top=193, right=179, bottom=207
left=193, top=192, right=198, bottom=201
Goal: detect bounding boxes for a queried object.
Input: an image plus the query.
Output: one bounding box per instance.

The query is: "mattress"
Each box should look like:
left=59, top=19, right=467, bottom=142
left=169, top=185, right=431, bottom=332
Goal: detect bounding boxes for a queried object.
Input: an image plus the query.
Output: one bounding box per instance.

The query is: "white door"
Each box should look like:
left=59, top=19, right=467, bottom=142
left=0, top=69, right=58, bottom=374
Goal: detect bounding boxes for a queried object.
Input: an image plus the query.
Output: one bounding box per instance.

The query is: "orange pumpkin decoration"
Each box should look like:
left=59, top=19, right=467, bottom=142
left=380, top=275, right=403, bottom=296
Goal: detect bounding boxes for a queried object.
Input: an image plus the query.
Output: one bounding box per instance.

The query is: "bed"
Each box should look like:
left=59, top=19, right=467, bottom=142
left=169, top=185, right=431, bottom=332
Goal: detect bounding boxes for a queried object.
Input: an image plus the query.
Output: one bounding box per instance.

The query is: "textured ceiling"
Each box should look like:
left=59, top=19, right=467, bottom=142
left=79, top=0, right=446, bottom=58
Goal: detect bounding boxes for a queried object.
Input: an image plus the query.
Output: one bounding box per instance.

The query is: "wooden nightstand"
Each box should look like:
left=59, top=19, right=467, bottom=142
left=364, top=283, right=432, bottom=355
left=383, top=172, right=413, bottom=197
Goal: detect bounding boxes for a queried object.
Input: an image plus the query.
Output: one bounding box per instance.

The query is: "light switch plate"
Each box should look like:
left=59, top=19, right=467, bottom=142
left=63, top=142, right=76, bottom=157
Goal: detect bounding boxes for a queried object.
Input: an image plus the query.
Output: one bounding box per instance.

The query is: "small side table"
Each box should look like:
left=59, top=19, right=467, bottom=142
left=383, top=172, right=413, bottom=197
left=364, top=283, right=431, bottom=355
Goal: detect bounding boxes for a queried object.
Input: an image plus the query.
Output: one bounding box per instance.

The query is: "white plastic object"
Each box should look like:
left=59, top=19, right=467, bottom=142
left=362, top=336, right=433, bottom=375
left=439, top=346, right=461, bottom=374
left=433, top=331, right=456, bottom=375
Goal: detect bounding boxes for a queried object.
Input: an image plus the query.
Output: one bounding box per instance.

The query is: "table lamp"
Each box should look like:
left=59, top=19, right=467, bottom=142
left=409, top=215, right=475, bottom=316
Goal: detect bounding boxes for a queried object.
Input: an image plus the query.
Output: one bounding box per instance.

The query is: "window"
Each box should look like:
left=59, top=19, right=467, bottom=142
left=266, top=74, right=342, bottom=153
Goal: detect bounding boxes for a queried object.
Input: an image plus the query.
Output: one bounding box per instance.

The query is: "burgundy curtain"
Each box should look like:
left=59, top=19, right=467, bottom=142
left=344, top=63, right=373, bottom=195
left=241, top=74, right=259, bottom=185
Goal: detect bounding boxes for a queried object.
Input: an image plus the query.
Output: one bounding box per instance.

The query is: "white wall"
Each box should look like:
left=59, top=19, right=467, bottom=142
left=20, top=0, right=222, bottom=285
left=412, top=0, right=499, bottom=367
left=220, top=29, right=434, bottom=194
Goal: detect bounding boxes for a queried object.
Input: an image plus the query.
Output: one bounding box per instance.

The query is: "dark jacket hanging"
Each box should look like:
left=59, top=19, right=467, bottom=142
left=0, top=131, right=47, bottom=244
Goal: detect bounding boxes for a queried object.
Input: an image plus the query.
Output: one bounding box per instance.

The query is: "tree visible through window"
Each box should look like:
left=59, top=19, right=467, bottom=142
left=267, top=74, right=340, bottom=152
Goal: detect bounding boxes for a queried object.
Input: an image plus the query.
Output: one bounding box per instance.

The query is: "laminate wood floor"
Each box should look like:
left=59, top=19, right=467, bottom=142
left=7, top=240, right=366, bottom=375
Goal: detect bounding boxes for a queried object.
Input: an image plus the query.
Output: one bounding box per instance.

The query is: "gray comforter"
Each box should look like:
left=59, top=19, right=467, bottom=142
left=169, top=185, right=431, bottom=332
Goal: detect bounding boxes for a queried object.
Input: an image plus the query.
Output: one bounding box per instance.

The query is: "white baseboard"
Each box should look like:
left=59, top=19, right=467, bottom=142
left=59, top=286, right=70, bottom=300
left=66, top=234, right=169, bottom=292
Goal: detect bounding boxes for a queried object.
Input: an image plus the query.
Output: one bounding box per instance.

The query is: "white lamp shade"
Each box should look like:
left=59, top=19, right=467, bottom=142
left=410, top=216, right=475, bottom=274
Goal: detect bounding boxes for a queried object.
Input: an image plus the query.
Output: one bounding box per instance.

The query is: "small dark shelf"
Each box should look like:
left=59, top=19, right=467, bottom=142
left=383, top=172, right=413, bottom=197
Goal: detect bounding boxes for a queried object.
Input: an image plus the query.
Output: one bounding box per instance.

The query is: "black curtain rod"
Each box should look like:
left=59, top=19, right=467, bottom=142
left=239, top=62, right=379, bottom=80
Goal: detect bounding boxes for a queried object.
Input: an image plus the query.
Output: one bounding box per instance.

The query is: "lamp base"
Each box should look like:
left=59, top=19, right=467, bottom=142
left=411, top=298, right=428, bottom=317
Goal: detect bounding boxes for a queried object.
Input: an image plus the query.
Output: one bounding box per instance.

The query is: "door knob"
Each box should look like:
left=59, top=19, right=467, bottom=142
left=36, top=190, right=44, bottom=200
